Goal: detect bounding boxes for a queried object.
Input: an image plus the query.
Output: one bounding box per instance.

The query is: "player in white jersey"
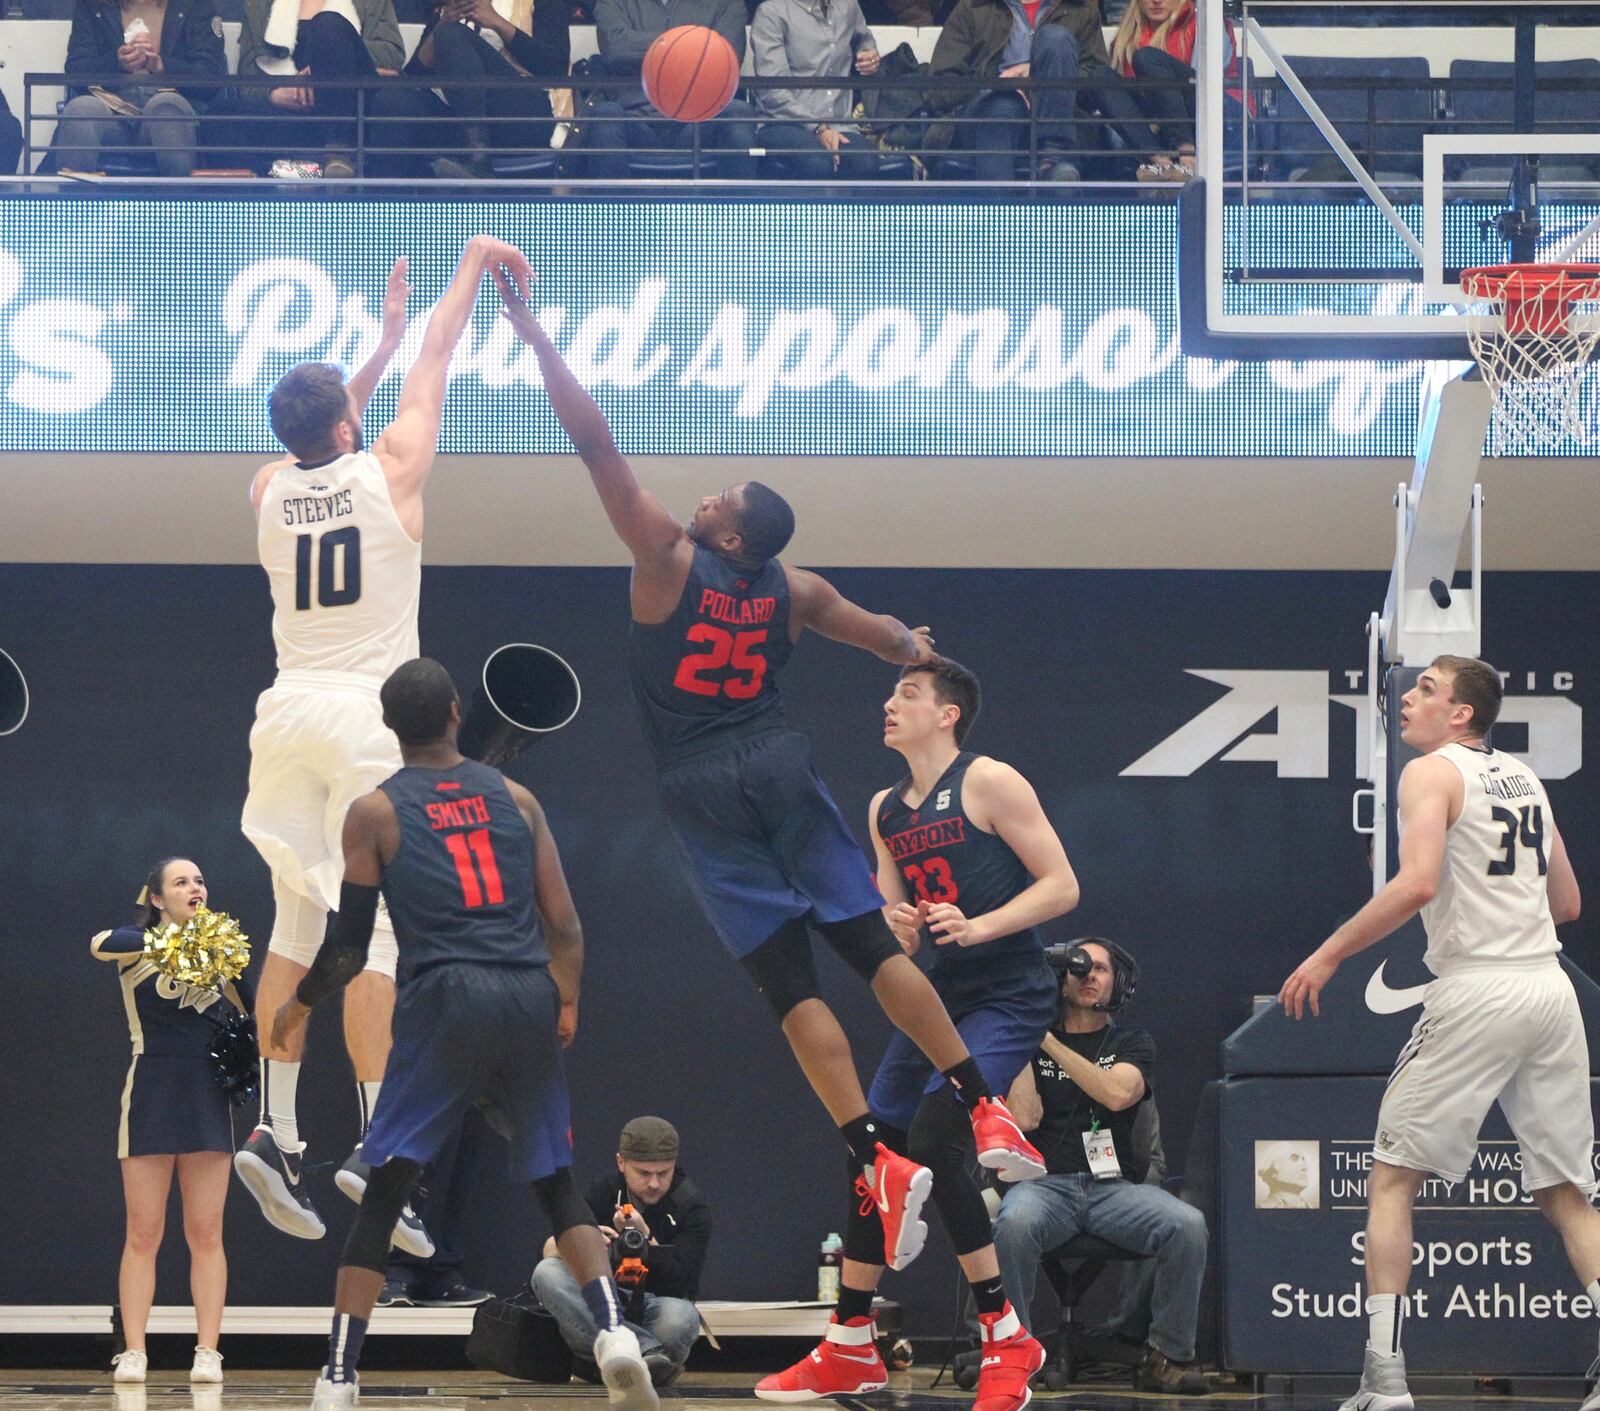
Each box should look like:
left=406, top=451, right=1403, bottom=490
left=236, top=237, right=533, bottom=1246
left=1280, top=656, right=1600, bottom=1411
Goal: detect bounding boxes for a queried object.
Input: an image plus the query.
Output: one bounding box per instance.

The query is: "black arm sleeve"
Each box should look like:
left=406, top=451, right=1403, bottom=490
left=294, top=882, right=379, bottom=1007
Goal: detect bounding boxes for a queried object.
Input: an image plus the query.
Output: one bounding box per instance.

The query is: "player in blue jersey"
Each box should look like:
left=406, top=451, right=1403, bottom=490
left=495, top=275, right=1044, bottom=1279
left=760, top=657, right=1079, bottom=1411
left=271, top=659, right=655, bottom=1411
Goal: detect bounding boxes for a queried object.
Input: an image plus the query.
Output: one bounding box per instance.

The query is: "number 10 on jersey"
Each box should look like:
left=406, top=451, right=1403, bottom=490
left=295, top=527, right=362, bottom=610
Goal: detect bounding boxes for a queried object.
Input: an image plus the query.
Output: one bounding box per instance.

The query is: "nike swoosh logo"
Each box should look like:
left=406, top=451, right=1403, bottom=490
left=1365, top=960, right=1429, bottom=1016
left=832, top=1351, right=880, bottom=1364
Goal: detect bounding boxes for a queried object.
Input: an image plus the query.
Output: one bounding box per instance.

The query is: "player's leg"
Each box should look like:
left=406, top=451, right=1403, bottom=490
left=234, top=885, right=328, bottom=1240
left=757, top=1045, right=923, bottom=1402
left=115, top=1154, right=175, bottom=1377
left=176, top=1151, right=232, bottom=1371
left=240, top=698, right=338, bottom=1236
left=495, top=966, right=656, bottom=1411
left=1498, top=969, right=1600, bottom=1356
left=316, top=1155, right=426, bottom=1409
left=1347, top=976, right=1512, bottom=1411
left=741, top=921, right=931, bottom=1249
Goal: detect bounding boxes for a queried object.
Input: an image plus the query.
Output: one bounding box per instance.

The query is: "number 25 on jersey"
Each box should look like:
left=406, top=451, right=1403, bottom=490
left=673, top=625, right=768, bottom=700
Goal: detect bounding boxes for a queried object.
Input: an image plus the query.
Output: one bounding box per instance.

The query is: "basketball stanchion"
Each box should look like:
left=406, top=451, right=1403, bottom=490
left=458, top=643, right=582, bottom=768
left=1460, top=263, right=1600, bottom=456
left=0, top=649, right=28, bottom=736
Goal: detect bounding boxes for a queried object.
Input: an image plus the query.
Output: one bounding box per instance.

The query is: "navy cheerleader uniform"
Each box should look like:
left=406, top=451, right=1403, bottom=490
left=92, top=928, right=248, bottom=1159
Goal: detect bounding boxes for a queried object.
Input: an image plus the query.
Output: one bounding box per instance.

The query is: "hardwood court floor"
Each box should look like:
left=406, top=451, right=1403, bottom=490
left=0, top=1371, right=1589, bottom=1411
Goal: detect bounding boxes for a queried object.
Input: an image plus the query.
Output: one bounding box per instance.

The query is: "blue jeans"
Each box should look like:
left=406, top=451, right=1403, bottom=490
left=531, top=1256, right=700, bottom=1368
left=991, top=1174, right=1207, bottom=1362
left=956, top=26, right=1081, bottom=181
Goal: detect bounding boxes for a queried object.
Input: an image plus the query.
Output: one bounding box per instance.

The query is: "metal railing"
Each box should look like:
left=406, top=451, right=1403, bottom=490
left=13, top=67, right=1203, bottom=192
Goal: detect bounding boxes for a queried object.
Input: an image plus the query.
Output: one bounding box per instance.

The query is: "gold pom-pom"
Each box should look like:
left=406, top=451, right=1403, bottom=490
left=144, top=907, right=251, bottom=991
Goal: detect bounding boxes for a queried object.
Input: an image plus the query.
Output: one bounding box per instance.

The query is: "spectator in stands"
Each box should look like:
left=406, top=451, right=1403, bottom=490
left=54, top=0, right=226, bottom=177
left=225, top=0, right=407, bottom=175
left=578, top=0, right=759, bottom=179
left=925, top=0, right=1106, bottom=183
left=531, top=1116, right=710, bottom=1388
left=0, top=92, right=21, bottom=176
left=751, top=0, right=894, bottom=179
left=401, top=0, right=571, bottom=178
left=1100, top=0, right=1248, bottom=180
left=992, top=940, right=1210, bottom=1394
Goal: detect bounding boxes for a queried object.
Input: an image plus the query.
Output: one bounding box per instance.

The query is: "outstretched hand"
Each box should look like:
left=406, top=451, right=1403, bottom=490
left=381, top=256, right=411, bottom=344
left=493, top=265, right=540, bottom=342
left=909, top=626, right=936, bottom=663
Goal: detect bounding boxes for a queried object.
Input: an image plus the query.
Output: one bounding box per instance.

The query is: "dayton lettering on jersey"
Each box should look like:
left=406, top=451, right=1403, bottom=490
left=884, top=818, right=967, bottom=861
left=698, top=589, right=777, bottom=626
left=426, top=795, right=492, bottom=830
left=280, top=489, right=354, bottom=526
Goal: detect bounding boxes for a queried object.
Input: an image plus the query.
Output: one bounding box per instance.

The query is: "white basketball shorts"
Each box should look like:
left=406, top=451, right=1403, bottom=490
left=1373, top=960, right=1596, bottom=1194
left=241, top=670, right=400, bottom=976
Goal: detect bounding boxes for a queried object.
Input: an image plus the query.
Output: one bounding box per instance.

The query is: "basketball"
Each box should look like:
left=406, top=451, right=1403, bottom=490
left=641, top=25, right=741, bottom=123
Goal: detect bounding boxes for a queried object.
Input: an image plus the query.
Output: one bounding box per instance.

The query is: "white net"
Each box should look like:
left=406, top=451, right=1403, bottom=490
left=1462, top=261, right=1600, bottom=457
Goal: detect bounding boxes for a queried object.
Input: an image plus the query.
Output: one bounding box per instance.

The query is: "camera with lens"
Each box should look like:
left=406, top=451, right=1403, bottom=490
left=1043, top=938, right=1140, bottom=1012
left=612, top=1205, right=649, bottom=1289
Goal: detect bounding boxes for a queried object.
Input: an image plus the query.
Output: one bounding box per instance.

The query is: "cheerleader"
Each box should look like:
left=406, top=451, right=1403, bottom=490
left=92, top=858, right=252, bottom=1385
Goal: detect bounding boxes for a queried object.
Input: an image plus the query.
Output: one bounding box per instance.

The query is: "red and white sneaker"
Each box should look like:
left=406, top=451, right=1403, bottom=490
left=972, top=1097, right=1046, bottom=1182
left=754, top=1316, right=887, bottom=1401
left=859, top=1143, right=932, bottom=1271
left=974, top=1305, right=1045, bottom=1411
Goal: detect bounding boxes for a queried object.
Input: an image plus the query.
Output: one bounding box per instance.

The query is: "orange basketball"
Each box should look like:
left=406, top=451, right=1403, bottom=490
left=642, top=25, right=741, bottom=123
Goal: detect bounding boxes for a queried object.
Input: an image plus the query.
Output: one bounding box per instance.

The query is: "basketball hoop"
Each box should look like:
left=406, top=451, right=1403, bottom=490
left=1460, top=263, right=1600, bottom=456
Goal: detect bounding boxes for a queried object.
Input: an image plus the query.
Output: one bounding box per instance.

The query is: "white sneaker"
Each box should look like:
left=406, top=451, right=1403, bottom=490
left=190, top=1347, right=224, bottom=1383
left=312, top=1370, right=359, bottom=1411
left=594, top=1326, right=659, bottom=1411
left=1338, top=1347, right=1414, bottom=1411
left=1580, top=1350, right=1600, bottom=1411
left=112, top=1350, right=147, bottom=1384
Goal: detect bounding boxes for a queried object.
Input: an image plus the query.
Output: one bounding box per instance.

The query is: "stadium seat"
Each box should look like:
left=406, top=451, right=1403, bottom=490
left=1445, top=59, right=1600, bottom=187
left=1267, top=54, right=1437, bottom=186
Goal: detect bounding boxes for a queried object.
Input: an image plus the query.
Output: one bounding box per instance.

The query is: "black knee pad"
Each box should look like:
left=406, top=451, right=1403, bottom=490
left=909, top=1090, right=993, bottom=1257
left=740, top=918, right=820, bottom=1020
left=531, top=1167, right=593, bottom=1239
left=342, top=1157, right=422, bottom=1274
left=907, top=1087, right=975, bottom=1172
left=816, top=911, right=901, bottom=982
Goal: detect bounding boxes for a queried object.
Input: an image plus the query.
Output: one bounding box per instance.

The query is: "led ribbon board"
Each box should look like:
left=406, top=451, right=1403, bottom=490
left=0, top=198, right=1594, bottom=455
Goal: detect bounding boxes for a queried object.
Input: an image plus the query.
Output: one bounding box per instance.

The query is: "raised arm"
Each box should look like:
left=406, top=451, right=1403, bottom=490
left=347, top=257, right=411, bottom=419
left=494, top=272, right=688, bottom=574
left=787, top=565, right=934, bottom=664
left=508, top=778, right=585, bottom=1047
left=371, top=236, right=531, bottom=508
left=925, top=759, right=1079, bottom=948
left=1280, top=754, right=1455, bottom=1019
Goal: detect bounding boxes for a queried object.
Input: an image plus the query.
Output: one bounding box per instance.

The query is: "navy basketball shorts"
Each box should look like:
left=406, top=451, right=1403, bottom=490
left=363, top=963, right=572, bottom=1183
left=655, top=728, right=885, bottom=957
left=868, top=959, right=1057, bottom=1131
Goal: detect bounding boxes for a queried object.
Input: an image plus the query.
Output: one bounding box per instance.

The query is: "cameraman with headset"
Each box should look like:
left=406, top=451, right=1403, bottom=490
left=994, top=940, right=1209, bottom=1395
left=531, top=1116, right=710, bottom=1387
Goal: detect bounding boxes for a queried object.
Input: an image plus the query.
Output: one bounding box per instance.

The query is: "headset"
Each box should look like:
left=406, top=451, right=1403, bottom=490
left=1044, top=937, right=1140, bottom=1013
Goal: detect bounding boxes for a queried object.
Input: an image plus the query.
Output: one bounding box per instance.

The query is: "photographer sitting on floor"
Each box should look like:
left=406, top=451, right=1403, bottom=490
left=531, top=1116, right=711, bottom=1387
left=993, top=939, right=1209, bottom=1395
